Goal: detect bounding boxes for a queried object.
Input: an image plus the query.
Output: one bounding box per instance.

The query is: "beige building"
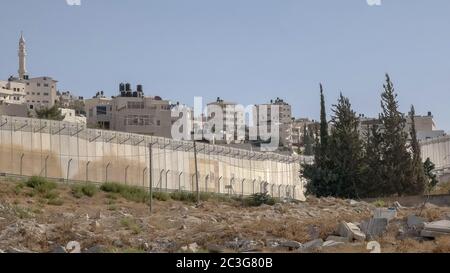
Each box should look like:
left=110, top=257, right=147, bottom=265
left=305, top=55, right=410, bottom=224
left=291, top=118, right=317, bottom=147
left=255, top=98, right=293, bottom=148
left=85, top=84, right=172, bottom=138
left=359, top=112, right=445, bottom=141
left=60, top=108, right=86, bottom=124
left=85, top=92, right=113, bottom=129
left=0, top=79, right=27, bottom=104
left=206, top=97, right=245, bottom=144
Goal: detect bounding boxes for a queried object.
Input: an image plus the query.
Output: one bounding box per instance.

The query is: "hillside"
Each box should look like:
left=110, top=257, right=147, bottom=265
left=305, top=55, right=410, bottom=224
left=0, top=177, right=449, bottom=253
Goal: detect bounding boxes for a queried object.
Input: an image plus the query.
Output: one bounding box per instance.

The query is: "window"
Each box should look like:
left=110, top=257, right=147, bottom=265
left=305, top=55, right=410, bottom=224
left=127, top=101, right=144, bottom=109
left=157, top=120, right=161, bottom=126
left=43, top=93, right=49, bottom=96
left=44, top=84, right=49, bottom=87
left=37, top=83, right=41, bottom=87
left=32, top=92, right=35, bottom=95
left=96, top=106, right=107, bottom=115
left=30, top=105, right=34, bottom=109
left=37, top=93, right=40, bottom=96
left=26, top=92, right=29, bottom=95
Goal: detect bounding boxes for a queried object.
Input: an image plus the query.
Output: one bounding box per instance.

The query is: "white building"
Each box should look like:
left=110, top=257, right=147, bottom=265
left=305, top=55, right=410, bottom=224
left=0, top=79, right=26, bottom=104
left=255, top=98, right=293, bottom=148
left=60, top=108, right=86, bottom=125
left=206, top=97, right=245, bottom=144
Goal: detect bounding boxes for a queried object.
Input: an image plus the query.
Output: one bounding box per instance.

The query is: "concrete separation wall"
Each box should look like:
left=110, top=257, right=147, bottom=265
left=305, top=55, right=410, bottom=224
left=0, top=115, right=311, bottom=200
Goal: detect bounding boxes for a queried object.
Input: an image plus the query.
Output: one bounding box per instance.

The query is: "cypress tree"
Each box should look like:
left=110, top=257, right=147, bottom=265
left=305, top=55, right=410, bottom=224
left=379, top=74, right=413, bottom=196
left=303, top=124, right=314, bottom=156
left=409, top=105, right=426, bottom=194
left=328, top=93, right=363, bottom=198
left=360, top=124, right=385, bottom=197
left=318, top=83, right=329, bottom=166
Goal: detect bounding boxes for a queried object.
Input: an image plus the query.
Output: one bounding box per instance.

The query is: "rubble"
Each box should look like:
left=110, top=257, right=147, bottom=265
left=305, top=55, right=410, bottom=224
left=322, top=240, right=345, bottom=248
left=302, top=239, right=323, bottom=249
left=337, top=221, right=366, bottom=241
left=373, top=208, right=397, bottom=222
left=420, top=220, right=450, bottom=238
left=360, top=218, right=388, bottom=239
left=407, top=215, right=426, bottom=229
left=326, top=236, right=350, bottom=243
left=279, top=240, right=303, bottom=249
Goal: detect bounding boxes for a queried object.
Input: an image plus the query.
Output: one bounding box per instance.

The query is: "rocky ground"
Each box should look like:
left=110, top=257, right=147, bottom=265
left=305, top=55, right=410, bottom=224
left=0, top=178, right=450, bottom=253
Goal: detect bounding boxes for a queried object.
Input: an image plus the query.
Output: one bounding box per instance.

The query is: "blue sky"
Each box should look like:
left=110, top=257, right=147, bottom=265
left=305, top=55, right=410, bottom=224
left=1, top=0, right=449, bottom=130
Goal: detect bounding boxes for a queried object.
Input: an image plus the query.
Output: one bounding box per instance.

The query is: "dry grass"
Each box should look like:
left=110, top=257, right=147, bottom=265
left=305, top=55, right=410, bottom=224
left=420, top=208, right=443, bottom=221
left=433, top=236, right=450, bottom=253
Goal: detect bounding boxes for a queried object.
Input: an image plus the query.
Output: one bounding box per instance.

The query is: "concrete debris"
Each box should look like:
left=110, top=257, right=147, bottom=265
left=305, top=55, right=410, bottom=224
left=66, top=241, right=81, bottom=253
left=373, top=208, right=397, bottom=222
left=326, top=236, right=350, bottom=243
left=349, top=200, right=359, bottom=206
left=420, top=220, right=450, bottom=238
left=338, top=221, right=366, bottom=241
left=322, top=240, right=345, bottom=248
left=393, top=201, right=406, bottom=210
left=302, top=239, right=324, bottom=249
left=367, top=241, right=381, bottom=253
left=407, top=215, right=426, bottom=229
left=361, top=218, right=388, bottom=239
left=280, top=240, right=303, bottom=249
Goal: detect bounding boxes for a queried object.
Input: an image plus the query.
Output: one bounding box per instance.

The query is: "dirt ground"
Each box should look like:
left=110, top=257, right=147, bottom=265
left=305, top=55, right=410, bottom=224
left=0, top=179, right=449, bottom=253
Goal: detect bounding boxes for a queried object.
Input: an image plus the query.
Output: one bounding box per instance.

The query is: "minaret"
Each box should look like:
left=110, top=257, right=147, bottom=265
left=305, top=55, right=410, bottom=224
left=18, top=32, right=28, bottom=80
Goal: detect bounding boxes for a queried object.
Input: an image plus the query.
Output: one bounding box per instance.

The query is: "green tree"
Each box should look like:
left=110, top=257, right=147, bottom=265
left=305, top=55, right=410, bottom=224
left=35, top=105, right=65, bottom=121
left=423, top=158, right=438, bottom=193
left=317, top=83, right=329, bottom=166
left=303, top=124, right=314, bottom=156
left=303, top=85, right=334, bottom=196
left=327, top=93, right=363, bottom=198
left=409, top=105, right=426, bottom=194
left=379, top=74, right=413, bottom=196
left=360, top=124, right=385, bottom=197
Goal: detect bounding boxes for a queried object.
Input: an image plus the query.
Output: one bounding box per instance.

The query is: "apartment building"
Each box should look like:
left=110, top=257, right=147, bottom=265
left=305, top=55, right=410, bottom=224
left=255, top=98, right=293, bottom=148
left=291, top=118, right=317, bottom=147
left=0, top=79, right=28, bottom=116
left=206, top=97, right=245, bottom=144
left=359, top=112, right=445, bottom=141
left=85, top=83, right=172, bottom=138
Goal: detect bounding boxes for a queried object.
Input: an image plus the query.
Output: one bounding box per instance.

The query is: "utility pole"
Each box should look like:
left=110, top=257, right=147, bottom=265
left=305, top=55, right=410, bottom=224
left=193, top=140, right=200, bottom=205
left=148, top=142, right=154, bottom=214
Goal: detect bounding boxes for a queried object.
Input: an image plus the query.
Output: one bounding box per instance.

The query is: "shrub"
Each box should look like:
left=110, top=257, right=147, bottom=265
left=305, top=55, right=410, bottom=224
left=120, top=217, right=141, bottom=234
left=44, top=191, right=59, bottom=200
left=100, top=182, right=149, bottom=203
left=152, top=191, right=170, bottom=201
left=244, top=192, right=277, bottom=207
left=26, top=176, right=56, bottom=194
left=373, top=200, right=386, bottom=208
left=170, top=191, right=197, bottom=203
left=71, top=184, right=98, bottom=198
